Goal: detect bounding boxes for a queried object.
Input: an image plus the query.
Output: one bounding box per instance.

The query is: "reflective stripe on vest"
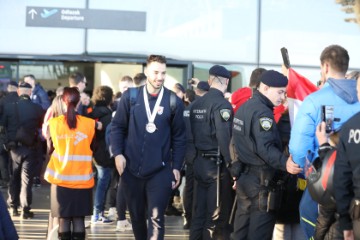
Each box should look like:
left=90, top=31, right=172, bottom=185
left=45, top=167, right=93, bottom=181
left=52, top=152, right=92, bottom=162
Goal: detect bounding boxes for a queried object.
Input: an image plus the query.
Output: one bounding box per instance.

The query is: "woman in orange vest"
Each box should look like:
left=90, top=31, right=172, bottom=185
left=44, top=87, right=95, bottom=240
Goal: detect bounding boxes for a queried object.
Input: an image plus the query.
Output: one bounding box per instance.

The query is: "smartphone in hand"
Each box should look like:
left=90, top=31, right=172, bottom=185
left=321, top=105, right=334, bottom=134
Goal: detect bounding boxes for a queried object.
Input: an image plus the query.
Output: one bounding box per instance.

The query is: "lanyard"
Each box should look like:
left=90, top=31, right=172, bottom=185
left=143, top=86, right=164, bottom=124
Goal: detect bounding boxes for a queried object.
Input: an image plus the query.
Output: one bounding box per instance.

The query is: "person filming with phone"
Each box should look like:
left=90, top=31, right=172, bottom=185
left=289, top=45, right=360, bottom=239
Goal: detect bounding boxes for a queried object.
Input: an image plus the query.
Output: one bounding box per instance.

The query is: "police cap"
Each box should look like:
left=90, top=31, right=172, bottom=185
left=18, top=82, right=32, bottom=89
left=209, top=65, right=231, bottom=79
left=8, top=81, right=18, bottom=88
left=196, top=81, right=210, bottom=91
left=260, top=70, right=288, bottom=88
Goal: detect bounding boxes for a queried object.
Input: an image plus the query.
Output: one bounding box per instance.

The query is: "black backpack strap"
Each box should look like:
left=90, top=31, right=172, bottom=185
left=170, top=91, right=177, bottom=115
left=169, top=91, right=177, bottom=123
left=129, top=87, right=139, bottom=107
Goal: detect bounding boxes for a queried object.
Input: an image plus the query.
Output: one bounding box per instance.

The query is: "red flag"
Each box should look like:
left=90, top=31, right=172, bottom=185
left=286, top=68, right=318, bottom=125
left=287, top=68, right=318, bottom=101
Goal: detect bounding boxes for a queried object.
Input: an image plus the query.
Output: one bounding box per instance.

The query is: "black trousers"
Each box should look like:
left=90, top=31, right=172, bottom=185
left=231, top=173, right=276, bottom=240
left=183, top=163, right=195, bottom=223
left=190, top=156, right=233, bottom=240
left=0, top=150, right=9, bottom=183
left=116, top=174, right=127, bottom=220
left=7, top=145, right=37, bottom=211
left=121, top=166, right=173, bottom=240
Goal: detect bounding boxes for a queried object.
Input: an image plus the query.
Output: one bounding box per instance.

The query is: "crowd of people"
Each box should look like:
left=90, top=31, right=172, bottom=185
left=0, top=44, right=359, bottom=240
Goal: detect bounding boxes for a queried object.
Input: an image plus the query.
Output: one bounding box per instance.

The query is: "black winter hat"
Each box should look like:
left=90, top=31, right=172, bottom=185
left=196, top=81, right=210, bottom=91
left=209, top=65, right=231, bottom=79
left=260, top=70, right=288, bottom=87
left=8, top=81, right=18, bottom=87
left=18, top=82, right=32, bottom=89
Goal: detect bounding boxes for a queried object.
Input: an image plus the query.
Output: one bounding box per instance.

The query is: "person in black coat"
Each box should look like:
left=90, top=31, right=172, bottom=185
left=334, top=77, right=360, bottom=240
left=0, top=81, right=19, bottom=188
left=312, top=122, right=342, bottom=240
left=231, top=70, right=302, bottom=240
left=88, top=86, right=114, bottom=224
left=1, top=82, right=44, bottom=219
left=189, top=65, right=234, bottom=240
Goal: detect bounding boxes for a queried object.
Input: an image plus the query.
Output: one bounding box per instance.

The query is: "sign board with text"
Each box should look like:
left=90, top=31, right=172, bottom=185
left=26, top=7, right=146, bottom=31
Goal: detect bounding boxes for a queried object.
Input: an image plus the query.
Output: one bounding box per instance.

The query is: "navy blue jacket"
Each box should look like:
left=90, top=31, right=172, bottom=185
left=0, top=191, right=18, bottom=239
left=31, top=83, right=50, bottom=110
left=110, top=86, right=186, bottom=178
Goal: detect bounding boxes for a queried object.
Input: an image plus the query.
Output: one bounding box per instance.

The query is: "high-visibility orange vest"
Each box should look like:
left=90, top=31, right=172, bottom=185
left=44, top=115, right=95, bottom=189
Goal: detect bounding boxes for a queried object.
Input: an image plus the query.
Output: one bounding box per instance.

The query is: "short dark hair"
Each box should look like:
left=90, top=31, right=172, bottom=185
left=69, top=72, right=85, bottom=86
left=120, top=75, right=133, bottom=82
left=24, top=74, right=36, bottom=81
left=92, top=85, right=114, bottom=107
left=133, top=73, right=147, bottom=86
left=249, top=68, right=266, bottom=88
left=320, top=45, right=349, bottom=74
left=147, top=55, right=167, bottom=65
left=185, top=89, right=196, bottom=103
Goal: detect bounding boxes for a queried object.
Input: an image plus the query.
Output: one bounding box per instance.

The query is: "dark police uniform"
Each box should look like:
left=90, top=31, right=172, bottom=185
left=0, top=90, right=19, bottom=187
left=334, top=111, right=360, bottom=239
left=231, top=89, right=288, bottom=240
left=1, top=93, right=44, bottom=217
left=189, top=87, right=233, bottom=240
left=182, top=101, right=197, bottom=228
left=111, top=85, right=186, bottom=240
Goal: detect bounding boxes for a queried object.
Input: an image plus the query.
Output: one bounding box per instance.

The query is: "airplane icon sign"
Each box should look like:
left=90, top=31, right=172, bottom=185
left=41, top=9, right=58, bottom=18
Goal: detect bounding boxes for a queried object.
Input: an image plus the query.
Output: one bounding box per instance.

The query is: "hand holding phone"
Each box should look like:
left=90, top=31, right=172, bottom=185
left=321, top=105, right=334, bottom=134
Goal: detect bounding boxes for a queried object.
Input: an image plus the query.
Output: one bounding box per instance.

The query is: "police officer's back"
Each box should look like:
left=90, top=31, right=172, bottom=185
left=1, top=81, right=44, bottom=219
left=2, top=84, right=44, bottom=143
left=189, top=65, right=234, bottom=240
left=334, top=75, right=360, bottom=239
left=0, top=81, right=19, bottom=116
left=231, top=70, right=302, bottom=240
left=0, top=81, right=19, bottom=187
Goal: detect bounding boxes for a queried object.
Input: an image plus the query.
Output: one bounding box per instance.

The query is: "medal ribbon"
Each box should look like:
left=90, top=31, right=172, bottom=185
left=143, top=86, right=164, bottom=125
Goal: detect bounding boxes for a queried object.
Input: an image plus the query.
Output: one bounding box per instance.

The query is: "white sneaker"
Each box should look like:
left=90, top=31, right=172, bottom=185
left=107, top=207, right=117, bottom=221
left=116, top=219, right=132, bottom=232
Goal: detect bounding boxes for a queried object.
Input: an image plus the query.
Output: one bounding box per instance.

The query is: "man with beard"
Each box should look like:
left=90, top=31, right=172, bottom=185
left=111, top=55, right=186, bottom=240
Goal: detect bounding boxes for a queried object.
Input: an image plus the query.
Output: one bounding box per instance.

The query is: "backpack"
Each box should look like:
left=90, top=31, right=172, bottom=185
left=105, top=87, right=177, bottom=153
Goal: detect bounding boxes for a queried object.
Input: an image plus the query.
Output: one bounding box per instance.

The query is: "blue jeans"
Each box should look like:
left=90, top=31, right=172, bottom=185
left=93, top=165, right=112, bottom=214
left=299, top=188, right=318, bottom=239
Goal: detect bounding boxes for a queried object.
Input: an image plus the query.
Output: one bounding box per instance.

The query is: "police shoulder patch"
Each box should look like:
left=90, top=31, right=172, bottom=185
left=259, top=117, right=273, bottom=131
left=220, top=109, right=231, bottom=121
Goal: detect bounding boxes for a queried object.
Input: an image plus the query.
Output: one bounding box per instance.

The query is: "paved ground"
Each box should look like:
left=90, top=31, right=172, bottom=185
left=0, top=183, right=189, bottom=240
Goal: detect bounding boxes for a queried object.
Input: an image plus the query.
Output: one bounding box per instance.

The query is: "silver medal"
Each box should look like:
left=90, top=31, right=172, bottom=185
left=146, top=123, right=157, bottom=133
left=143, top=86, right=163, bottom=134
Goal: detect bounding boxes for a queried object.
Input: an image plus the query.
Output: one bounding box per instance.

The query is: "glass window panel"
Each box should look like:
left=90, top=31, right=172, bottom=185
left=87, top=0, right=258, bottom=63
left=260, top=0, right=360, bottom=68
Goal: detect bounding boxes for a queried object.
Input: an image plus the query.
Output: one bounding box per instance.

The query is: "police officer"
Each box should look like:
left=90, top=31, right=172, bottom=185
left=1, top=82, right=44, bottom=218
left=189, top=65, right=234, bottom=240
left=111, top=55, right=186, bottom=240
left=0, top=81, right=19, bottom=188
left=182, top=82, right=209, bottom=229
left=231, top=70, right=302, bottom=240
left=334, top=76, right=360, bottom=240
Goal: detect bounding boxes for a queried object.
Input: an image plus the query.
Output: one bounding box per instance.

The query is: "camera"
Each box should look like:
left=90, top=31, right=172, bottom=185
left=321, top=105, right=334, bottom=134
